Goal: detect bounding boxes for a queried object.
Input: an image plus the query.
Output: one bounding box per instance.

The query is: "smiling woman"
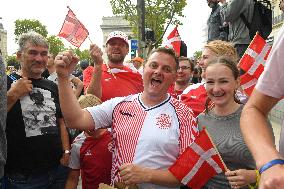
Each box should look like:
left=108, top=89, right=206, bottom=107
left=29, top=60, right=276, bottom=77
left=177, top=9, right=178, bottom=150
left=197, top=56, right=259, bottom=189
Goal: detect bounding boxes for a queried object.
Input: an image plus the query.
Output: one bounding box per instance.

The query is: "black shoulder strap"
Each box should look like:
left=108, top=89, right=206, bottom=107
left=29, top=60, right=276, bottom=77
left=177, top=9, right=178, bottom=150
left=240, top=13, right=250, bottom=30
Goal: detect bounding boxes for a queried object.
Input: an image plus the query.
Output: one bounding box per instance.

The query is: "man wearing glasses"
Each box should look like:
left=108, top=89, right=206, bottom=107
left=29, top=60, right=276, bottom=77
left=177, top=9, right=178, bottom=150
left=168, top=56, right=194, bottom=99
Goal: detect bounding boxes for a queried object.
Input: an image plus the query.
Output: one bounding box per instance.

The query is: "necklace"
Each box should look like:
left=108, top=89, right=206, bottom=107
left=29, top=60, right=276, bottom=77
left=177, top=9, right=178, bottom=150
left=105, top=63, right=117, bottom=79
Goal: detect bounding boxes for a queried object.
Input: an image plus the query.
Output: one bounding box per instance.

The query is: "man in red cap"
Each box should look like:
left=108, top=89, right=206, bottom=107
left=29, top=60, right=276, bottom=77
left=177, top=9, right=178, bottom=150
left=86, top=31, right=143, bottom=102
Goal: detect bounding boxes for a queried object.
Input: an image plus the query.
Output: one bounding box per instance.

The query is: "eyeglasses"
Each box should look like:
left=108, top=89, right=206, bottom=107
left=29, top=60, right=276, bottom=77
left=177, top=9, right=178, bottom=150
left=178, top=66, right=191, bottom=71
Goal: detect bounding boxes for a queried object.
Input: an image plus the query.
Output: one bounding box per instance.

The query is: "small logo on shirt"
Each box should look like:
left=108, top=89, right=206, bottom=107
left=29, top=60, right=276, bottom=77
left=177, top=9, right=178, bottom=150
left=85, top=149, right=92, bottom=156
left=156, top=114, right=172, bottom=129
left=190, top=95, right=197, bottom=99
left=120, top=110, right=134, bottom=117
left=108, top=141, right=114, bottom=153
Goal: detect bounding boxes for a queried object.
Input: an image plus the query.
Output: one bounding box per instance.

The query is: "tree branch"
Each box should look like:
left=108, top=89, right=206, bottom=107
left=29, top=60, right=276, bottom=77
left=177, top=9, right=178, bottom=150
left=153, top=0, right=177, bottom=46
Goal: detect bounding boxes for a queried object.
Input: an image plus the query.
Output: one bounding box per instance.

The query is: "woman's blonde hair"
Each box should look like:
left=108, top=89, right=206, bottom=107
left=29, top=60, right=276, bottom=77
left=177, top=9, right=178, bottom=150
left=204, top=40, right=239, bottom=62
left=78, top=94, right=102, bottom=109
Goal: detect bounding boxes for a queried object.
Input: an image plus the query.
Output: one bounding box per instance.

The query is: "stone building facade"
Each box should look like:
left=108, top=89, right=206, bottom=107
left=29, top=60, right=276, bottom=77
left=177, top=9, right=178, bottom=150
left=0, top=22, right=7, bottom=63
left=100, top=16, right=133, bottom=47
left=100, top=16, right=133, bottom=61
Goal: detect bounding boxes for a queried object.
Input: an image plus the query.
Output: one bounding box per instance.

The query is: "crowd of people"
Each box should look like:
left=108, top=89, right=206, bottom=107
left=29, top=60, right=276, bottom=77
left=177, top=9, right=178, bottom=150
left=0, top=1, right=284, bottom=189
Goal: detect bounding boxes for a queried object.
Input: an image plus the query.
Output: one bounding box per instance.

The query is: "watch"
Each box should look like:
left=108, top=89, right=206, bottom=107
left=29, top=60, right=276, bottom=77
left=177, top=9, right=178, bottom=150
left=64, top=150, right=71, bottom=154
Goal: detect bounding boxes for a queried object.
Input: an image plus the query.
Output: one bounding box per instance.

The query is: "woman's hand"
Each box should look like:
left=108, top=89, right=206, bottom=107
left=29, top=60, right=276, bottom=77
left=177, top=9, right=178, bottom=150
left=225, top=169, right=256, bottom=189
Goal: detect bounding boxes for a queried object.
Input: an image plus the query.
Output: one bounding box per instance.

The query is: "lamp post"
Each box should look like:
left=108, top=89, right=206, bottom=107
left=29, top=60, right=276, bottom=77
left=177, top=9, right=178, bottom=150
left=137, top=0, right=145, bottom=58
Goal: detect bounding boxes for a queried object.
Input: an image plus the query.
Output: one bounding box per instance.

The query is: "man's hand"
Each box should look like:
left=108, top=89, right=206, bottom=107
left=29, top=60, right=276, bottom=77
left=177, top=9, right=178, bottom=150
left=60, top=153, right=70, bottom=167
left=259, top=165, right=284, bottom=189
left=9, top=77, right=32, bottom=99
left=90, top=44, right=103, bottom=66
left=119, top=163, right=150, bottom=185
left=55, top=50, right=79, bottom=78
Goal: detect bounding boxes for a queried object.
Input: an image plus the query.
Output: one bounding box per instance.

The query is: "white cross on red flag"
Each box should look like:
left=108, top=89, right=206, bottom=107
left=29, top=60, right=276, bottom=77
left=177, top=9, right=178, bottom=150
left=58, top=7, right=89, bottom=48
left=163, top=25, right=181, bottom=57
left=169, top=128, right=227, bottom=189
left=239, top=33, right=271, bottom=96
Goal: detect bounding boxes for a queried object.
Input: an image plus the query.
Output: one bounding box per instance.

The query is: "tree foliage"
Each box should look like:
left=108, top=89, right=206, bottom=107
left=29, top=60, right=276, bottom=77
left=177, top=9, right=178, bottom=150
left=47, top=35, right=66, bottom=56
left=71, top=48, right=91, bottom=62
left=110, top=0, right=187, bottom=46
left=6, top=55, right=20, bottom=69
left=14, top=19, right=48, bottom=42
left=193, top=50, right=202, bottom=60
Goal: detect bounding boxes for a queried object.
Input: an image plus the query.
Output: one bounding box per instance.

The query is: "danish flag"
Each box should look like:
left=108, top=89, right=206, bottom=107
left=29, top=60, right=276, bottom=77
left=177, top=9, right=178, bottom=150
left=169, top=128, right=227, bottom=189
left=240, top=73, right=258, bottom=96
left=239, top=33, right=271, bottom=96
left=58, top=6, right=89, bottom=48
left=163, top=25, right=181, bottom=57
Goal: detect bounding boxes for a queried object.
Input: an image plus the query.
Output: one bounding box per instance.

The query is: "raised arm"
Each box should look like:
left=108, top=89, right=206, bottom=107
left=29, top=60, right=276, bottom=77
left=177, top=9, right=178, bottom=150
left=86, top=44, right=103, bottom=99
left=55, top=51, right=95, bottom=131
left=240, top=89, right=284, bottom=188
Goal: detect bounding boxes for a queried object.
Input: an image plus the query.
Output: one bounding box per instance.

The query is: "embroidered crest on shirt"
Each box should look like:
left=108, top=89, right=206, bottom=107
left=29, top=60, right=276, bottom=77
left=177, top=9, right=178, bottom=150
left=156, top=114, right=172, bottom=129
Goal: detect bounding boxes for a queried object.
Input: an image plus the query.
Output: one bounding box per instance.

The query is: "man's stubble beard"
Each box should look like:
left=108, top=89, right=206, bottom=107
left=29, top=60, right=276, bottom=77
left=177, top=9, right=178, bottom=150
left=107, top=53, right=125, bottom=64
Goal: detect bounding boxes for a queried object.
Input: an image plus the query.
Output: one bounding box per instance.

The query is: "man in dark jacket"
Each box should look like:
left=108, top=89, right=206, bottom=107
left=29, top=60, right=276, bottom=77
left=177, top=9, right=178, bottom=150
left=207, top=0, right=228, bottom=42
left=218, top=0, right=254, bottom=58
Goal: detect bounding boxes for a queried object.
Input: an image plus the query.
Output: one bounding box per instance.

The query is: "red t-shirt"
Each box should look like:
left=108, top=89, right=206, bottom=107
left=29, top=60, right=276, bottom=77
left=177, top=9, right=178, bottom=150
left=167, top=84, right=184, bottom=99
left=180, top=83, right=207, bottom=117
left=99, top=64, right=144, bottom=102
left=69, top=131, right=113, bottom=189
left=83, top=66, right=95, bottom=92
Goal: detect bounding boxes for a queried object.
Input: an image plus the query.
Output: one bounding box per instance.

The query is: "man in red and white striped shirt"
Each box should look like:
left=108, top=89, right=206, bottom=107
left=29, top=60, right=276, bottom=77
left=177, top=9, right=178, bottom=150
left=55, top=47, right=198, bottom=189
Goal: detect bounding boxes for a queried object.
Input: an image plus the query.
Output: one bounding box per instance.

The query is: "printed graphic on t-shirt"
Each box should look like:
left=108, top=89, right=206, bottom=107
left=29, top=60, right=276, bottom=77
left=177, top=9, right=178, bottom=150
left=20, top=87, right=57, bottom=137
left=156, top=113, right=172, bottom=129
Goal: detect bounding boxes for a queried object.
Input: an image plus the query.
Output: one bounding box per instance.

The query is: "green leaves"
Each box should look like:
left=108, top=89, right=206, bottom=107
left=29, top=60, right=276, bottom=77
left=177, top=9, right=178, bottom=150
left=14, top=19, right=48, bottom=42
left=46, top=35, right=65, bottom=57
left=110, top=0, right=187, bottom=47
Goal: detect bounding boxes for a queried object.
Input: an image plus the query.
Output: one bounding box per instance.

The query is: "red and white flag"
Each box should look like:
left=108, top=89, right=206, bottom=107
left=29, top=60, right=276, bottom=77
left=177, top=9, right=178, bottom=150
left=238, top=33, right=272, bottom=96
left=239, top=33, right=271, bottom=79
left=163, top=25, right=181, bottom=57
left=169, top=128, right=227, bottom=189
left=240, top=73, right=258, bottom=96
left=58, top=7, right=89, bottom=48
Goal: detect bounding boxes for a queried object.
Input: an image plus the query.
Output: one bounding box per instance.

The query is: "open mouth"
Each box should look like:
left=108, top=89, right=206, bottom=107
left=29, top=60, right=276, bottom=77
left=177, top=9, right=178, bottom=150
left=112, top=50, right=121, bottom=54
left=151, top=78, right=162, bottom=87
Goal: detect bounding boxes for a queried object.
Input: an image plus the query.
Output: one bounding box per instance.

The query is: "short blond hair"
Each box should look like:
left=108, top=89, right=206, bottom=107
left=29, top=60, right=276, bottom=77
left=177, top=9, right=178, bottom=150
left=78, top=94, right=102, bottom=109
left=204, top=40, right=239, bottom=62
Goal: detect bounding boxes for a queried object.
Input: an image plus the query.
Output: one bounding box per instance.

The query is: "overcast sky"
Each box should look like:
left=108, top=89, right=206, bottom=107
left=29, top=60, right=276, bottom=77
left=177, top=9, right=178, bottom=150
left=0, top=0, right=210, bottom=57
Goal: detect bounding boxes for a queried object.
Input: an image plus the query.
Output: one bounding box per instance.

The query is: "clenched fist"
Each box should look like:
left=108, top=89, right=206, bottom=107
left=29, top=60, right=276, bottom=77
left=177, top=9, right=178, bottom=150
left=55, top=50, right=79, bottom=78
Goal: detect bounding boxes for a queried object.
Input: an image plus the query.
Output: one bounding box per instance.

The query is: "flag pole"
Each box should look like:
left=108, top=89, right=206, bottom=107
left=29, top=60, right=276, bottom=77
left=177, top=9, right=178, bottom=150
left=87, top=36, right=93, bottom=45
left=204, top=128, right=228, bottom=171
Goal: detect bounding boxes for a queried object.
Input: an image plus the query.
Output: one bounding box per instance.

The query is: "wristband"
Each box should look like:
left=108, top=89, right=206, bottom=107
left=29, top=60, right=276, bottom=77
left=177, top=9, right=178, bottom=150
left=259, top=159, right=284, bottom=174
left=248, top=170, right=260, bottom=189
